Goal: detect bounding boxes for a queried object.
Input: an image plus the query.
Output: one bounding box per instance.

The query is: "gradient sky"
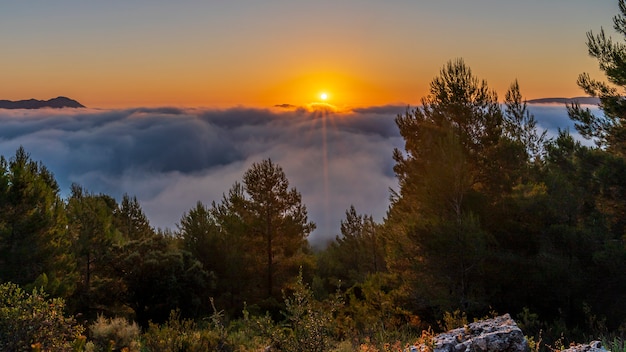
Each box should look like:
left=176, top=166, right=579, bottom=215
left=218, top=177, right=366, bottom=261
left=0, top=1, right=618, bottom=108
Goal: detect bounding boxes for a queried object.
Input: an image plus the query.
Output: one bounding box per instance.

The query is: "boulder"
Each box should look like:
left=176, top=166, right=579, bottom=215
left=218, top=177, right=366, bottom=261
left=561, top=341, right=606, bottom=352
left=410, top=313, right=528, bottom=352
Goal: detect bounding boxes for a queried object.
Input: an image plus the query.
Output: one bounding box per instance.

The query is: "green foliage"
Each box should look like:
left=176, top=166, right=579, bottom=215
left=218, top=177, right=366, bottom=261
left=115, top=194, right=153, bottom=241
left=600, top=336, right=626, bottom=352
left=178, top=201, right=218, bottom=262
left=317, top=205, right=385, bottom=293
left=439, top=310, right=468, bottom=331
left=257, top=270, right=342, bottom=352
left=178, top=159, right=315, bottom=313
left=66, top=184, right=121, bottom=317
left=88, top=315, right=141, bottom=352
left=516, top=307, right=542, bottom=337
left=280, top=272, right=341, bottom=352
left=112, top=233, right=212, bottom=326
left=336, top=273, right=419, bottom=342
left=384, top=52, right=626, bottom=337
left=568, top=0, right=626, bottom=157
left=142, top=309, right=236, bottom=352
left=525, top=334, right=541, bottom=352
left=504, top=80, right=548, bottom=161
left=386, top=59, right=532, bottom=318
left=0, top=147, right=76, bottom=296
left=242, top=159, right=316, bottom=300
left=0, top=282, right=84, bottom=352
left=178, top=199, right=249, bottom=313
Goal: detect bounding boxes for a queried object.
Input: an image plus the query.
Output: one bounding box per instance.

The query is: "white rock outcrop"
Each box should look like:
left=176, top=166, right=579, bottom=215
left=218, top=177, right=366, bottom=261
left=561, top=341, right=606, bottom=352
left=411, top=314, right=528, bottom=352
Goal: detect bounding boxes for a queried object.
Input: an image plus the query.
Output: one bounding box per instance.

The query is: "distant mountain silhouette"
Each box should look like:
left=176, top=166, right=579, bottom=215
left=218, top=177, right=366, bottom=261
left=526, top=97, right=600, bottom=105
left=0, top=96, right=85, bottom=109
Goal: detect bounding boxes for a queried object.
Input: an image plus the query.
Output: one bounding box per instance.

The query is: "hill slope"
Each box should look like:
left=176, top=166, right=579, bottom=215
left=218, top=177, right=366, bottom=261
left=0, top=97, right=84, bottom=109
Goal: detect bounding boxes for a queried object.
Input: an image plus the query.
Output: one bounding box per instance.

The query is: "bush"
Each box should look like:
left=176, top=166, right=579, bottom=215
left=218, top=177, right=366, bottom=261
left=439, top=309, right=468, bottom=331
left=0, top=282, right=85, bottom=351
left=142, top=309, right=233, bottom=352
left=88, top=315, right=141, bottom=352
left=259, top=271, right=342, bottom=352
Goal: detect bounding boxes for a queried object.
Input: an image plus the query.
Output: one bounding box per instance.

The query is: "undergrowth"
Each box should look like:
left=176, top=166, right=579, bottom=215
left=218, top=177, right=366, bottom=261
left=4, top=278, right=624, bottom=352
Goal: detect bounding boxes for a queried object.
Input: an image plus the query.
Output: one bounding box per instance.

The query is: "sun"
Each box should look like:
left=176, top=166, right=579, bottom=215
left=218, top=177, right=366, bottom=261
left=320, top=93, right=328, bottom=101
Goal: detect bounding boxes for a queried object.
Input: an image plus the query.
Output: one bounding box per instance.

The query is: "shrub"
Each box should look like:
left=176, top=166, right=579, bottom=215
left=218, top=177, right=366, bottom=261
left=260, top=271, right=342, bottom=352
left=439, top=309, right=468, bottom=331
left=142, top=309, right=234, bottom=352
left=88, top=315, right=141, bottom=351
left=0, top=282, right=85, bottom=351
left=600, top=336, right=626, bottom=352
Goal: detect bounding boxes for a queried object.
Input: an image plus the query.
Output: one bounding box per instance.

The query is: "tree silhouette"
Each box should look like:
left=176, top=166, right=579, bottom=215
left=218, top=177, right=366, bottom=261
left=568, top=0, right=626, bottom=157
left=242, top=159, right=315, bottom=299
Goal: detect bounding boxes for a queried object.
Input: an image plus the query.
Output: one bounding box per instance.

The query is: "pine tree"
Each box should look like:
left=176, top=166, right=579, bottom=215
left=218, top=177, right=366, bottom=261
left=242, top=159, right=315, bottom=300
left=568, top=0, right=626, bottom=157
left=66, top=184, right=119, bottom=316
left=385, top=60, right=536, bottom=315
left=318, top=206, right=384, bottom=291
left=115, top=194, right=153, bottom=240
left=0, top=147, right=75, bottom=296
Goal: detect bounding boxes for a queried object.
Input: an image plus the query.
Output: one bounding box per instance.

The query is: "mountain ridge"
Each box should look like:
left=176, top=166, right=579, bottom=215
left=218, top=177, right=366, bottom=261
left=0, top=97, right=85, bottom=109
left=526, top=96, right=600, bottom=105
left=0, top=96, right=600, bottom=110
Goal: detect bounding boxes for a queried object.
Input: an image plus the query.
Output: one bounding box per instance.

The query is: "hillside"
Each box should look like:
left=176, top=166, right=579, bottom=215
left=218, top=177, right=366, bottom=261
left=0, top=96, right=84, bottom=109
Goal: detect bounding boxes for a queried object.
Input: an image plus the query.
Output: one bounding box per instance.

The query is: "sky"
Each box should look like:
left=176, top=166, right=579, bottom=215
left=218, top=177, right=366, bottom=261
left=0, top=1, right=617, bottom=245
left=0, top=1, right=619, bottom=108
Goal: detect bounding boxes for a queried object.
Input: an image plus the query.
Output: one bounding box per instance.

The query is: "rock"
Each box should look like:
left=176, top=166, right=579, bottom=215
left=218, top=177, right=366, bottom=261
left=410, top=313, right=528, bottom=352
left=561, top=341, right=606, bottom=352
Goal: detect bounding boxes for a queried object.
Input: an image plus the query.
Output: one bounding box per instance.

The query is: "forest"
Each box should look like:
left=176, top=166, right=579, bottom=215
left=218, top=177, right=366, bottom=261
left=3, top=2, right=626, bottom=352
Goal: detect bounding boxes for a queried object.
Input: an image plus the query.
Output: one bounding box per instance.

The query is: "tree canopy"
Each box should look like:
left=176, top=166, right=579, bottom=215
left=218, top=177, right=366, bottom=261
left=569, top=0, right=626, bottom=157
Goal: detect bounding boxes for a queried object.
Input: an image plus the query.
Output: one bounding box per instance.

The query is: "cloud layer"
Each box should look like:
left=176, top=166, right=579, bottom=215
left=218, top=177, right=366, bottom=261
left=0, top=103, right=598, bottom=246
left=0, top=106, right=403, bottom=246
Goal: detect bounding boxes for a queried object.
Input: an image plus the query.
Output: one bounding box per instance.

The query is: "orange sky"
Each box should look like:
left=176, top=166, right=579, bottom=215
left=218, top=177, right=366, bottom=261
left=0, top=1, right=618, bottom=109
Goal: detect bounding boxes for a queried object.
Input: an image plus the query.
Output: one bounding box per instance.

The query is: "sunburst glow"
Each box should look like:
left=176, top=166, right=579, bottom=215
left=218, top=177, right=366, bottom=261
left=320, top=93, right=328, bottom=100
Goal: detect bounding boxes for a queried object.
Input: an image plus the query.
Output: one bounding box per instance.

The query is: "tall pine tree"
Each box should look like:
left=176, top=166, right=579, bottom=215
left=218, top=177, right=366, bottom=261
left=0, top=147, right=75, bottom=296
left=242, top=159, right=315, bottom=300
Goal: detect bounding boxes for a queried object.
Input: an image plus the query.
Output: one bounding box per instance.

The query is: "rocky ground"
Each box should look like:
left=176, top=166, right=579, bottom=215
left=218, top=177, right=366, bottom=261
left=408, top=314, right=607, bottom=352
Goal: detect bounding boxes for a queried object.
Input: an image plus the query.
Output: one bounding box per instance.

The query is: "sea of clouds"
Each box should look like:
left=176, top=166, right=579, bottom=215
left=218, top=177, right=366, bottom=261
left=0, top=103, right=598, bottom=247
